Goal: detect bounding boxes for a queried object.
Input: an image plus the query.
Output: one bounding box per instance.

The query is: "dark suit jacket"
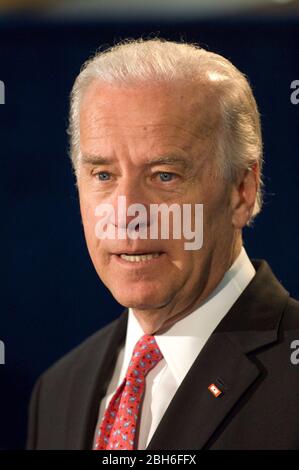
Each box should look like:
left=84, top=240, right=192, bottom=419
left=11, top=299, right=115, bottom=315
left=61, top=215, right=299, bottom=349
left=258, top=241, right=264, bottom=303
left=26, top=259, right=299, bottom=450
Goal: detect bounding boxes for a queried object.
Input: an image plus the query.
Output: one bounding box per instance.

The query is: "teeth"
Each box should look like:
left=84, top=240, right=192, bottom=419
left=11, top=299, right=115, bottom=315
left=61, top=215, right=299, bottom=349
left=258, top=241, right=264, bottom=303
left=120, top=253, right=161, bottom=262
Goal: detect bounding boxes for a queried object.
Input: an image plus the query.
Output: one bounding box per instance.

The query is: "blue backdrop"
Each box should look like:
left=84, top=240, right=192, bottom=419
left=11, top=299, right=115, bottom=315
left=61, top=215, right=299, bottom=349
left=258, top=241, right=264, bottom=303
left=1, top=14, right=298, bottom=449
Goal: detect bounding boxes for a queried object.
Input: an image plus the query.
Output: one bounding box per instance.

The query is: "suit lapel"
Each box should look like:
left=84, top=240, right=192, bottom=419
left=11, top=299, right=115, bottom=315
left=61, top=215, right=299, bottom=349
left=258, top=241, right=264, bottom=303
left=65, top=310, right=128, bottom=450
left=146, top=332, right=261, bottom=450
left=146, top=259, right=290, bottom=450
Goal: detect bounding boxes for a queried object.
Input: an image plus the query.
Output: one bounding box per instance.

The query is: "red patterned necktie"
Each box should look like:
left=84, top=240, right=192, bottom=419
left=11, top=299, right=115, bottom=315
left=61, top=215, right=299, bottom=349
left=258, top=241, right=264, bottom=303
left=94, top=334, right=163, bottom=450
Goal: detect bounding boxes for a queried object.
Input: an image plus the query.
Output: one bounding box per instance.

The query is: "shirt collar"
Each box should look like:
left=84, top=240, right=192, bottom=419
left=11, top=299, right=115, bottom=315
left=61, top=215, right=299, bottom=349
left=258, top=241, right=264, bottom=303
left=121, top=246, right=255, bottom=386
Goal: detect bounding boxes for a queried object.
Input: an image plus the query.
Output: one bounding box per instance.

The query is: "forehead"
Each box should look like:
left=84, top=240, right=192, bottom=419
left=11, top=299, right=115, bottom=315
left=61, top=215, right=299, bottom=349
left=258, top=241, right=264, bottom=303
left=79, top=79, right=220, bottom=142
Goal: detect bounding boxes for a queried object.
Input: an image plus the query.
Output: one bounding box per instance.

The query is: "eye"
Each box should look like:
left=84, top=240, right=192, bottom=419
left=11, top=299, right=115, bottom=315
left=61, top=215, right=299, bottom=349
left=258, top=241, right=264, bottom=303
left=96, top=171, right=111, bottom=181
left=158, top=172, right=175, bottom=182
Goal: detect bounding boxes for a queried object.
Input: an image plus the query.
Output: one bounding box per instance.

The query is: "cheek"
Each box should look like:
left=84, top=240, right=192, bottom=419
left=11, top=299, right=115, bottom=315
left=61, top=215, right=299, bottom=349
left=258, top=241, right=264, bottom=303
left=202, top=189, right=232, bottom=229
left=79, top=195, right=99, bottom=246
left=170, top=243, right=197, bottom=272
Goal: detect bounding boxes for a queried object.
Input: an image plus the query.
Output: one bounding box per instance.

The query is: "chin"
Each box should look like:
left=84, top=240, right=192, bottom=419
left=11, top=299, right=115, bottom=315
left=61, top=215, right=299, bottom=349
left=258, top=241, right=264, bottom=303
left=111, top=288, right=170, bottom=310
left=113, top=295, right=161, bottom=310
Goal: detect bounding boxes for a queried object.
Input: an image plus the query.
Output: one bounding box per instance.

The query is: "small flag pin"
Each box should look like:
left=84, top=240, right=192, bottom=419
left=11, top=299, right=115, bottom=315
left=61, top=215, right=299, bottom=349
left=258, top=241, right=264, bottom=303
left=208, top=383, right=222, bottom=397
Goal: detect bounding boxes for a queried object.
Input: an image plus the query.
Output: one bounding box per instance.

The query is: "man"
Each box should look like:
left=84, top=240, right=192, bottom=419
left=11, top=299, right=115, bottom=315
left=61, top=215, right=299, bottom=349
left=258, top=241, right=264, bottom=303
left=26, top=38, right=299, bottom=450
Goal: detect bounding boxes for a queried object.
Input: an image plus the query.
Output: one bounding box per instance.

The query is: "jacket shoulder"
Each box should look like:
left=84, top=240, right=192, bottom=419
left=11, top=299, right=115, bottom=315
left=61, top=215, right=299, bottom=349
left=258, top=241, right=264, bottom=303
left=26, top=313, right=127, bottom=449
left=40, top=314, right=123, bottom=383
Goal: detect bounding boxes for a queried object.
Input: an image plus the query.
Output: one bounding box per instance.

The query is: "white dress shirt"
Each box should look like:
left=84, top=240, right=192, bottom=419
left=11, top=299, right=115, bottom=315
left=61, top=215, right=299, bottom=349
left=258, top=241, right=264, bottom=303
left=93, top=246, right=256, bottom=449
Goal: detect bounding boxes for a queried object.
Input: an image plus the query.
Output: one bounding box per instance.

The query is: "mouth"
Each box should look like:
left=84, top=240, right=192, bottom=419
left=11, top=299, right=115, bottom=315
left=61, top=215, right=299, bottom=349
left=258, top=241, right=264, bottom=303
left=113, top=252, right=165, bottom=263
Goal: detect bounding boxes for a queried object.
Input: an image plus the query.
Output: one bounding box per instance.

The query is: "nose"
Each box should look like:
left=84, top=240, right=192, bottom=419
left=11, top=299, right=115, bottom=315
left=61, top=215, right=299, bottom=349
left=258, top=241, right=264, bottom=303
left=111, top=176, right=151, bottom=231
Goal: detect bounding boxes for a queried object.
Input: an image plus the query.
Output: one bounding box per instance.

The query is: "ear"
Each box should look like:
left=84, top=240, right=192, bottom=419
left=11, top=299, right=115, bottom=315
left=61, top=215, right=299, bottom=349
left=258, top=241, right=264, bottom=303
left=231, top=162, right=259, bottom=229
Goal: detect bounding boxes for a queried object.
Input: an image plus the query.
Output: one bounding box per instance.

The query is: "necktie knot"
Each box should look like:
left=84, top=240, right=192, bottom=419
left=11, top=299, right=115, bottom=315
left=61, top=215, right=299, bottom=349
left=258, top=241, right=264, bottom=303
left=126, top=334, right=163, bottom=380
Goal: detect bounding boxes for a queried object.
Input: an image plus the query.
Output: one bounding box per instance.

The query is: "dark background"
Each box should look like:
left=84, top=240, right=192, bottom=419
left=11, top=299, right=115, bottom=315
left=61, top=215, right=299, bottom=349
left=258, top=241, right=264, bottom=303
left=1, top=14, right=298, bottom=449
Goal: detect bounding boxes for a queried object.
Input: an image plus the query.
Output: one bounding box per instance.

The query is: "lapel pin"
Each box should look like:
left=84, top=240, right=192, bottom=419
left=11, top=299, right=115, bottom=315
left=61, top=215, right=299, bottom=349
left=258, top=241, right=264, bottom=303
left=208, top=383, right=222, bottom=398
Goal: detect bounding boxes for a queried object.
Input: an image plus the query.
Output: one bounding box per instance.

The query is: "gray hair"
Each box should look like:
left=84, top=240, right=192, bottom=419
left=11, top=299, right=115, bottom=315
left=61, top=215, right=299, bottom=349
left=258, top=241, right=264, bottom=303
left=68, top=38, right=264, bottom=220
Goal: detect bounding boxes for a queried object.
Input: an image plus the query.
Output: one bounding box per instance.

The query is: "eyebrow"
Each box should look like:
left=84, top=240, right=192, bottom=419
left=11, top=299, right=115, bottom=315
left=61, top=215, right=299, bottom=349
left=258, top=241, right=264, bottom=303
left=81, top=154, right=115, bottom=166
left=145, top=156, right=191, bottom=170
left=81, top=153, right=192, bottom=170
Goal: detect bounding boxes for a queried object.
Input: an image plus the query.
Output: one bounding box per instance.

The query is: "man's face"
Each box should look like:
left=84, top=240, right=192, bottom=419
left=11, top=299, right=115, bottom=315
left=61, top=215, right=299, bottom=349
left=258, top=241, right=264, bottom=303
left=77, top=80, right=238, bottom=327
